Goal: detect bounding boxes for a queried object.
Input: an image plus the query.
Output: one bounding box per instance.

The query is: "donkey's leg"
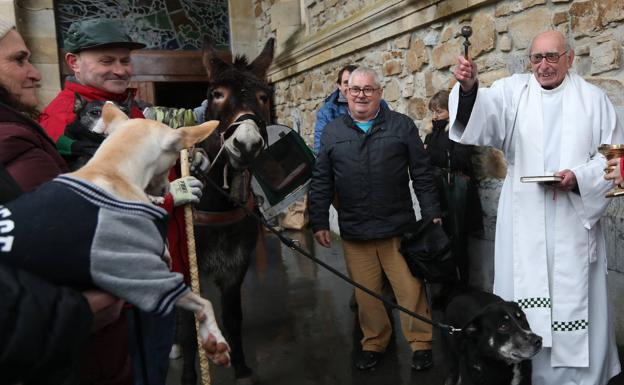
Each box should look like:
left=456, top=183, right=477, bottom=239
left=178, top=308, right=198, bottom=385
left=221, top=280, right=254, bottom=381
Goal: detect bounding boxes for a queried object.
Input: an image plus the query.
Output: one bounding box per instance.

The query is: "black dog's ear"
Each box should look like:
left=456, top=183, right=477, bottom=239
left=122, top=92, right=134, bottom=114
left=74, top=93, right=87, bottom=112
left=463, top=321, right=479, bottom=337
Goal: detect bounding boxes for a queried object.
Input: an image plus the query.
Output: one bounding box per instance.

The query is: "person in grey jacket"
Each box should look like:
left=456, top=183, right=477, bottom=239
left=309, top=67, right=441, bottom=371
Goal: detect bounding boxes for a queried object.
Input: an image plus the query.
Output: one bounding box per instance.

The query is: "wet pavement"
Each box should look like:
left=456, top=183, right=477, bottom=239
left=167, top=230, right=624, bottom=385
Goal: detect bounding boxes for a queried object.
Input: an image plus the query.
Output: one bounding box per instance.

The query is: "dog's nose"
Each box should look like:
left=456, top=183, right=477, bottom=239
left=529, top=334, right=542, bottom=349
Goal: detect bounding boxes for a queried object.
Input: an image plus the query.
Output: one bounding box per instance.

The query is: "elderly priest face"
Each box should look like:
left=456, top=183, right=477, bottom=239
left=529, top=31, right=574, bottom=89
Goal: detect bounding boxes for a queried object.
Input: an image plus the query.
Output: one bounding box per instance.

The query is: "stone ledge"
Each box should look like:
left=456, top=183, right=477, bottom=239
left=268, top=0, right=499, bottom=82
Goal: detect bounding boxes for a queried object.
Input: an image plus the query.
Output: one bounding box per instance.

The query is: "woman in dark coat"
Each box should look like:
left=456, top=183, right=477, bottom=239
left=0, top=17, right=125, bottom=384
left=424, top=90, right=483, bottom=284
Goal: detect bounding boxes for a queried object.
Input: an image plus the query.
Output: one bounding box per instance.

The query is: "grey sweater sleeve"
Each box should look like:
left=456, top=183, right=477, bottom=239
left=90, top=209, right=189, bottom=315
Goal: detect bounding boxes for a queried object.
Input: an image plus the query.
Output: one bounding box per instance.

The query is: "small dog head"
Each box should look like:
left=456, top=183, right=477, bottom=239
left=68, top=93, right=132, bottom=142
left=87, top=102, right=218, bottom=199
left=462, top=301, right=542, bottom=364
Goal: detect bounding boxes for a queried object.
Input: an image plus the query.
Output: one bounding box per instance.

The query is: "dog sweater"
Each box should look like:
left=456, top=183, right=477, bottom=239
left=0, top=175, right=189, bottom=316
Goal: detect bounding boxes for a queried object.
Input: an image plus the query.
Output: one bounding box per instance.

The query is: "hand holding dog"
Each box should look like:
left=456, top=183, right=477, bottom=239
left=82, top=290, right=124, bottom=332
left=170, top=176, right=204, bottom=206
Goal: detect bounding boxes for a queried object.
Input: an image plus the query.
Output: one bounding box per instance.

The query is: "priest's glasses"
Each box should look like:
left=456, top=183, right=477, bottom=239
left=598, top=144, right=624, bottom=198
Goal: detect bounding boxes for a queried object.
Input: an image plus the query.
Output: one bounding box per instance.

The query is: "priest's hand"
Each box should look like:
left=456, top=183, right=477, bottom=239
left=454, top=56, right=478, bottom=92
left=314, top=230, right=331, bottom=248
left=605, top=157, right=624, bottom=187
left=554, top=169, right=577, bottom=191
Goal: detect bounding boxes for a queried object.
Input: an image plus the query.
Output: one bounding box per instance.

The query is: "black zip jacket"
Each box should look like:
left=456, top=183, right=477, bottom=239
left=309, top=107, right=440, bottom=240
left=0, top=262, right=92, bottom=385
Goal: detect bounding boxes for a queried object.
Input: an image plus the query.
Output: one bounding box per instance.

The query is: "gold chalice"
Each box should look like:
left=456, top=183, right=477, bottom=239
left=598, top=144, right=624, bottom=198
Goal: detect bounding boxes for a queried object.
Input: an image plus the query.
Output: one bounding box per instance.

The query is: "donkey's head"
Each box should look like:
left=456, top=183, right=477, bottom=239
left=202, top=38, right=274, bottom=170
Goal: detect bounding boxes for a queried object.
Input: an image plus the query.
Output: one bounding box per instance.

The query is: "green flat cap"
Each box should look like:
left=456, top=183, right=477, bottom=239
left=64, top=19, right=145, bottom=53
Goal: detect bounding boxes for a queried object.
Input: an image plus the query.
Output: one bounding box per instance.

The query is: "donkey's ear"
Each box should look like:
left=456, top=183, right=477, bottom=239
left=202, top=37, right=229, bottom=82
left=163, top=120, right=219, bottom=151
left=100, top=101, right=129, bottom=135
left=249, top=38, right=274, bottom=77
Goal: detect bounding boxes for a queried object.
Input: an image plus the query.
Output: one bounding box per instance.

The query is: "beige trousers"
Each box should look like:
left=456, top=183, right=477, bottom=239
left=342, top=236, right=432, bottom=353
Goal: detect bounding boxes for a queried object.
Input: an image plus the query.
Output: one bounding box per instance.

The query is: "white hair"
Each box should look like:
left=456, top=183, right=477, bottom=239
left=348, top=67, right=382, bottom=88
left=529, top=30, right=574, bottom=54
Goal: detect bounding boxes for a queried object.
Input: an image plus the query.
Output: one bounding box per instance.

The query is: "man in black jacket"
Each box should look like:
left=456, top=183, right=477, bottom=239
left=309, top=67, right=441, bottom=371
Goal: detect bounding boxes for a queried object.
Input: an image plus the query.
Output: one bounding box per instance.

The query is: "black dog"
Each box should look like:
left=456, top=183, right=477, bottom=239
left=441, top=289, right=542, bottom=385
left=63, top=93, right=132, bottom=170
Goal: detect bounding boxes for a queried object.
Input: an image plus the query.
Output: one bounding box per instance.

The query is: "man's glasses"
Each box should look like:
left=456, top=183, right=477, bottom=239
left=349, top=87, right=380, bottom=97
left=529, top=51, right=567, bottom=64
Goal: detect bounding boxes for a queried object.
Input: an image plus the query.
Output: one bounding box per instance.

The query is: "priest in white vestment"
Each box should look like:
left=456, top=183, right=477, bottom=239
left=449, top=30, right=622, bottom=385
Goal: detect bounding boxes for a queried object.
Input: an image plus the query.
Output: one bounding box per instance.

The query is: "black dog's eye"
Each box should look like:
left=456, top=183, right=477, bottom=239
left=498, top=322, right=510, bottom=332
left=516, top=312, right=523, bottom=319
left=89, top=110, right=102, bottom=117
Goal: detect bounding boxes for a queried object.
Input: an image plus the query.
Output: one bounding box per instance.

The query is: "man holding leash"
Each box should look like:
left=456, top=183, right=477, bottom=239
left=309, top=67, right=441, bottom=371
left=450, top=30, right=622, bottom=384
left=40, top=19, right=202, bottom=385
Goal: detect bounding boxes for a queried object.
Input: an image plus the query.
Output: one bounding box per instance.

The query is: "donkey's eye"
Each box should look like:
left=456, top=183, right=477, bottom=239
left=258, top=93, right=269, bottom=103
left=211, top=90, right=225, bottom=100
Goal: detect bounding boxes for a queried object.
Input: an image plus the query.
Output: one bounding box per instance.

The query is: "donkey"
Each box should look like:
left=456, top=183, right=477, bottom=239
left=179, top=38, right=274, bottom=385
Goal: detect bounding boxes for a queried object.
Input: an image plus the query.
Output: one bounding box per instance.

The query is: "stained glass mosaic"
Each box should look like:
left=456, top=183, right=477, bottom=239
left=55, top=0, right=230, bottom=50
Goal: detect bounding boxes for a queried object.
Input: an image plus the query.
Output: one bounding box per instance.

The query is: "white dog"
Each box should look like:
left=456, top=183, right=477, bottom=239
left=0, top=103, right=229, bottom=365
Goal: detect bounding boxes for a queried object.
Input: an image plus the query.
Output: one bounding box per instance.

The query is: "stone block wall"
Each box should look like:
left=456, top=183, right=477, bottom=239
left=255, top=0, right=624, bottom=342
left=257, top=0, right=624, bottom=149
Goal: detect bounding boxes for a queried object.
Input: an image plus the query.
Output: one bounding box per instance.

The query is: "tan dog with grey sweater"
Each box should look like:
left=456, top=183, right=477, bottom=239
left=0, top=103, right=229, bottom=365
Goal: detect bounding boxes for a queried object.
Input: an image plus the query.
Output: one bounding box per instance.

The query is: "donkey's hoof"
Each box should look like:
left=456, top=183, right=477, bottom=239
left=235, top=374, right=259, bottom=385
left=181, top=374, right=197, bottom=385
left=235, top=364, right=258, bottom=385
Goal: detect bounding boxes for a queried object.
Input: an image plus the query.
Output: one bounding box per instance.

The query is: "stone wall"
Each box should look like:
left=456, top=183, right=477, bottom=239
left=255, top=0, right=624, bottom=342
left=256, top=0, right=624, bottom=148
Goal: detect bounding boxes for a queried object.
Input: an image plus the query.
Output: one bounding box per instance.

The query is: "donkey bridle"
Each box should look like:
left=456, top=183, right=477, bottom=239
left=192, top=114, right=265, bottom=227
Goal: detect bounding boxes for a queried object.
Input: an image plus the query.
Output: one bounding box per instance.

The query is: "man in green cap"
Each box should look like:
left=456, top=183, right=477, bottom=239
left=40, top=18, right=145, bottom=145
left=39, top=18, right=204, bottom=385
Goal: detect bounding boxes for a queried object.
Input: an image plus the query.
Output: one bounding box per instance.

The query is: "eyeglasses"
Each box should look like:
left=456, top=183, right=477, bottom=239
left=529, top=51, right=567, bottom=64
left=349, top=86, right=380, bottom=97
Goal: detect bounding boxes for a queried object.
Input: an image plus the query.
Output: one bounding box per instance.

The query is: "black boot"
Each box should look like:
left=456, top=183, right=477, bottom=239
left=411, top=349, right=433, bottom=370
left=355, top=350, right=383, bottom=370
